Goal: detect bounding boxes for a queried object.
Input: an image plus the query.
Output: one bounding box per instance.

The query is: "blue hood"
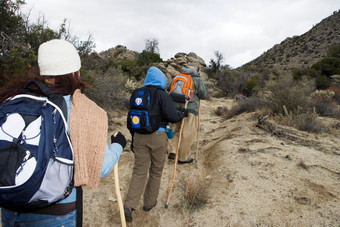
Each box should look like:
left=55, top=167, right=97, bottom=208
left=144, top=66, right=167, bottom=89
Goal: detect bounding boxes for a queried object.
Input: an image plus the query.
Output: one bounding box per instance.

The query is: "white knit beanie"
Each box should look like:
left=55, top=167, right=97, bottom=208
left=38, top=39, right=81, bottom=76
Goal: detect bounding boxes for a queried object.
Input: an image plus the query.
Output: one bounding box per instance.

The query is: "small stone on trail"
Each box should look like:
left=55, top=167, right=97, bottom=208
left=108, top=196, right=117, bottom=202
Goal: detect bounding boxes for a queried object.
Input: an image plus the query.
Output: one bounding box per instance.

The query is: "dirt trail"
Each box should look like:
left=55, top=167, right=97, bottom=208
left=83, top=97, right=340, bottom=226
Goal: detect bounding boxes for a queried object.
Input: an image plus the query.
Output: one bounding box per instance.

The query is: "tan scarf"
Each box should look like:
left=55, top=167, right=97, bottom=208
left=69, top=89, right=108, bottom=189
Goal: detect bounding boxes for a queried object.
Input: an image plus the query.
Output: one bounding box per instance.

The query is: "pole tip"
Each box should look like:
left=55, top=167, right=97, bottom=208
left=164, top=204, right=168, bottom=209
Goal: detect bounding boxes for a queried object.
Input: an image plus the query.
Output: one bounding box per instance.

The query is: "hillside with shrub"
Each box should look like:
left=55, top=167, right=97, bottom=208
left=244, top=10, right=340, bottom=71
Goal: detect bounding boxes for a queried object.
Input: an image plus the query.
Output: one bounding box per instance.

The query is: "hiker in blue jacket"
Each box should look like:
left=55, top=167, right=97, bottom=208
left=124, top=66, right=188, bottom=222
left=0, top=39, right=126, bottom=227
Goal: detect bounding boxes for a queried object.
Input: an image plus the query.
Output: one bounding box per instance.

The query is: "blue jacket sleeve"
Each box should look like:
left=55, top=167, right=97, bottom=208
left=60, top=95, right=122, bottom=204
left=100, top=143, right=123, bottom=178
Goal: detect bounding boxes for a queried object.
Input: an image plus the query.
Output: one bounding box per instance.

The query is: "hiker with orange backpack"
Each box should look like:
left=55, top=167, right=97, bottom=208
left=167, top=66, right=208, bottom=164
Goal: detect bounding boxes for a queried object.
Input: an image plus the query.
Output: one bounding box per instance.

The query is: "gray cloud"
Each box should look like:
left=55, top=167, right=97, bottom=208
left=23, top=0, right=340, bottom=68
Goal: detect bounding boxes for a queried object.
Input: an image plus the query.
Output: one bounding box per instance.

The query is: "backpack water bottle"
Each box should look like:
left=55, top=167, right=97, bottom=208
left=166, top=125, right=174, bottom=139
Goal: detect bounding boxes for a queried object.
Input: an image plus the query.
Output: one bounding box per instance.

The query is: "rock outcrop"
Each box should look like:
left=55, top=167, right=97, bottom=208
left=157, top=52, right=207, bottom=80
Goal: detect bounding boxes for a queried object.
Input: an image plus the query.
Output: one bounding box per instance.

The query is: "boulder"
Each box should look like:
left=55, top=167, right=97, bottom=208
left=157, top=52, right=208, bottom=79
left=116, top=50, right=138, bottom=61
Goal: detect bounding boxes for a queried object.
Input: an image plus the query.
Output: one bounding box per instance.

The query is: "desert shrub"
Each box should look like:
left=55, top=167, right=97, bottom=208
left=180, top=177, right=211, bottom=212
left=313, top=101, right=340, bottom=118
left=265, top=75, right=315, bottom=115
left=215, top=70, right=248, bottom=95
left=312, top=57, right=340, bottom=77
left=291, top=68, right=320, bottom=81
left=311, top=89, right=340, bottom=117
left=80, top=69, right=95, bottom=85
left=293, top=112, right=323, bottom=133
left=113, top=51, right=163, bottom=81
left=114, top=45, right=127, bottom=57
left=214, top=106, right=226, bottom=116
left=311, top=89, right=335, bottom=100
left=327, top=44, right=340, bottom=58
left=327, top=87, right=340, bottom=104
left=244, top=75, right=261, bottom=96
left=85, top=67, right=129, bottom=111
left=137, top=50, right=162, bottom=66
left=315, top=75, right=331, bottom=89
left=224, top=97, right=269, bottom=119
left=334, top=122, right=340, bottom=130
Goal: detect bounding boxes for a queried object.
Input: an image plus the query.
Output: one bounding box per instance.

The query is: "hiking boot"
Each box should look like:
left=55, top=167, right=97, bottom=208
left=124, top=207, right=133, bottom=222
left=168, top=153, right=176, bottom=160
left=178, top=158, right=194, bottom=165
left=143, top=204, right=156, bottom=212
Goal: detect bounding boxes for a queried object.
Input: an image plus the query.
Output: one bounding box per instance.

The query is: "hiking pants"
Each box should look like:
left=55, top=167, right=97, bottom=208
left=124, top=131, right=168, bottom=209
left=168, top=113, right=198, bottom=162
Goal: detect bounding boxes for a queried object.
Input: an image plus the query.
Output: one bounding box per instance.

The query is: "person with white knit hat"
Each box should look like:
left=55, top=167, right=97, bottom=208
left=38, top=39, right=81, bottom=76
left=0, top=39, right=127, bottom=226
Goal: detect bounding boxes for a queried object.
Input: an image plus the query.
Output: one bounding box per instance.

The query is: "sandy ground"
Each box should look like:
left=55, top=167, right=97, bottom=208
left=1, top=97, right=339, bottom=226
left=81, top=97, right=340, bottom=226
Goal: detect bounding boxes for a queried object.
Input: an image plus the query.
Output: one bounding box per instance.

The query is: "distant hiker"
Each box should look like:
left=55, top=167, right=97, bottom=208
left=124, top=66, right=187, bottom=222
left=0, top=39, right=126, bottom=226
left=167, top=66, right=208, bottom=164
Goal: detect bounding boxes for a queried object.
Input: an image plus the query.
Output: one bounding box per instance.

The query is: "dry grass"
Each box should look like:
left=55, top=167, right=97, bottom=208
left=180, top=176, right=212, bottom=212
left=293, top=112, right=323, bottom=133
left=221, top=97, right=270, bottom=119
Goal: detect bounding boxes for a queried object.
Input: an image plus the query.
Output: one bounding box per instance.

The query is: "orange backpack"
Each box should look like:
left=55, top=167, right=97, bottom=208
left=169, top=73, right=194, bottom=103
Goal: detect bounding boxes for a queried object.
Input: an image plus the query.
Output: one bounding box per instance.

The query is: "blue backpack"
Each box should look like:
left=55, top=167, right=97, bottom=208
left=0, top=81, right=74, bottom=211
left=127, top=86, right=161, bottom=134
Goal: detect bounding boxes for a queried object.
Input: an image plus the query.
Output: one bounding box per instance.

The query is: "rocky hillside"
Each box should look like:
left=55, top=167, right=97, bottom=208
left=244, top=10, right=340, bottom=71
left=84, top=47, right=208, bottom=82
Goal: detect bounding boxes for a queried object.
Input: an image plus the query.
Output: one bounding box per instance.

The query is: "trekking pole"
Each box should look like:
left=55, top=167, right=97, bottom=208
left=165, top=101, right=188, bottom=209
left=195, top=100, right=200, bottom=163
left=113, top=133, right=126, bottom=227
left=113, top=163, right=126, bottom=227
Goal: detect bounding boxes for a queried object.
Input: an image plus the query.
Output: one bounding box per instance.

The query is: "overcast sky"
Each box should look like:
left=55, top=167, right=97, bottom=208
left=23, top=0, right=340, bottom=68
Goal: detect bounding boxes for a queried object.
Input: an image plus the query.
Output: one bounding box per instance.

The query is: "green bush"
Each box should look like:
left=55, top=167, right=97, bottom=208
left=312, top=57, right=340, bottom=77
left=113, top=51, right=163, bottom=81
left=291, top=68, right=320, bottom=80
left=315, top=75, right=331, bottom=89
left=114, top=60, right=145, bottom=81
left=244, top=76, right=260, bottom=96
left=137, top=50, right=162, bottom=66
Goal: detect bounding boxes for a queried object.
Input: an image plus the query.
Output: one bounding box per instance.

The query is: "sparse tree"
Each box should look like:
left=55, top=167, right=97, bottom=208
left=145, top=38, right=159, bottom=54
left=209, top=51, right=224, bottom=73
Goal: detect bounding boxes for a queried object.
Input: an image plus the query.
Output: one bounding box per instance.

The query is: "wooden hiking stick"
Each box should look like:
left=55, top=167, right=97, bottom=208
left=113, top=163, right=126, bottom=227
left=195, top=100, right=201, bottom=163
left=113, top=133, right=126, bottom=227
left=165, top=101, right=188, bottom=209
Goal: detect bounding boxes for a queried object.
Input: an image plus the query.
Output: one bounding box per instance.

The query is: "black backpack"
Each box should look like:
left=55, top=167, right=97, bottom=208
left=127, top=86, right=161, bottom=134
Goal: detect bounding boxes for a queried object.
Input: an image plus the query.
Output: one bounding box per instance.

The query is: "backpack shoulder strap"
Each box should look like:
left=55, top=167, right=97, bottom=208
left=23, top=80, right=68, bottom=118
